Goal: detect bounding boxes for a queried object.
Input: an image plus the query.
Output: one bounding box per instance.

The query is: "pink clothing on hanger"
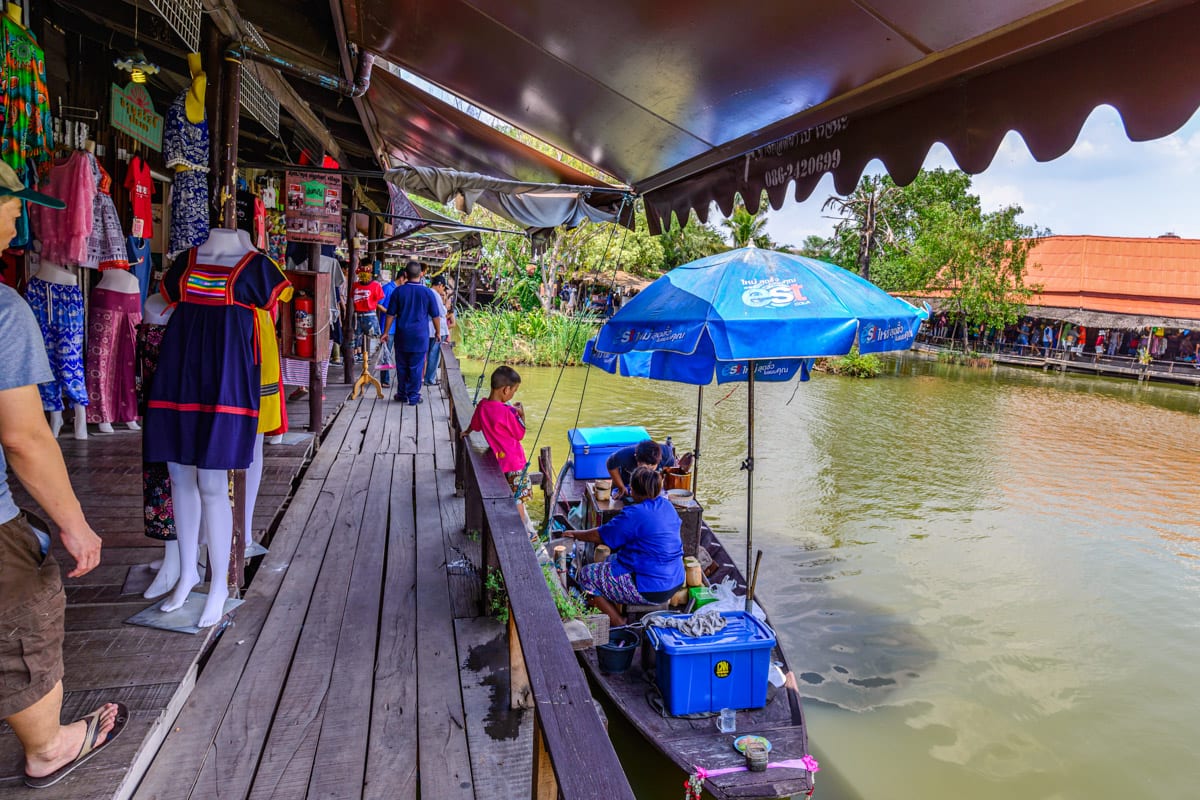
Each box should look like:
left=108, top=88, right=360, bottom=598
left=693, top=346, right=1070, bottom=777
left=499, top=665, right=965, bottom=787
left=31, top=150, right=96, bottom=266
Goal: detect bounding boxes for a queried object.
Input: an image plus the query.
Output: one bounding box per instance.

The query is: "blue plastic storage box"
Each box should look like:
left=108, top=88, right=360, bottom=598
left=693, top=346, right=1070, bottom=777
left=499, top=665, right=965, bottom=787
left=646, top=611, right=776, bottom=716
left=568, top=426, right=650, bottom=480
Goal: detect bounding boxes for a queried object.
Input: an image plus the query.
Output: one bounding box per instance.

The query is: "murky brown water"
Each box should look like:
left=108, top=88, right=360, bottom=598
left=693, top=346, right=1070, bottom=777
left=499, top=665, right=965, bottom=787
left=462, top=354, right=1200, bottom=800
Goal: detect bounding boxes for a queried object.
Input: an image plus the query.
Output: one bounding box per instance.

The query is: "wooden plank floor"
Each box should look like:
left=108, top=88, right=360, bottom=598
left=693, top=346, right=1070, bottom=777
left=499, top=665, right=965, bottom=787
left=132, top=382, right=533, bottom=800
left=0, top=386, right=347, bottom=799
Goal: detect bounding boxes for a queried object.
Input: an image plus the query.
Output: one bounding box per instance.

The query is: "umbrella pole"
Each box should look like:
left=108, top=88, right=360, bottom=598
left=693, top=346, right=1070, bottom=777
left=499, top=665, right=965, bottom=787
left=745, top=364, right=755, bottom=612
left=693, top=385, right=703, bottom=498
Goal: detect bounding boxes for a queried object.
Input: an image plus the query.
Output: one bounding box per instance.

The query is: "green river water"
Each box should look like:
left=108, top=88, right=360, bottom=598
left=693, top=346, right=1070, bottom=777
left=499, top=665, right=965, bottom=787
left=461, top=354, right=1200, bottom=800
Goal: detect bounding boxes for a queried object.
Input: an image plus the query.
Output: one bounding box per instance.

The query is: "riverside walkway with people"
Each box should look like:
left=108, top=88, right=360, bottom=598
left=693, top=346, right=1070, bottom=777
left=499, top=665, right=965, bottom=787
left=1, top=352, right=631, bottom=800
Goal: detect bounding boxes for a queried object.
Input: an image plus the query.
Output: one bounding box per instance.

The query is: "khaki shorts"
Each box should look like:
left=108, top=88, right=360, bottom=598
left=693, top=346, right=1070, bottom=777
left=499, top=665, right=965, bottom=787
left=0, top=514, right=66, bottom=719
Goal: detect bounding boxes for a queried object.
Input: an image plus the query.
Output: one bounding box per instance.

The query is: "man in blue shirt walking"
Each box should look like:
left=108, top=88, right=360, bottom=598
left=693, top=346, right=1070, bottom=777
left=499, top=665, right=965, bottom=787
left=381, top=261, right=441, bottom=405
left=376, top=266, right=404, bottom=387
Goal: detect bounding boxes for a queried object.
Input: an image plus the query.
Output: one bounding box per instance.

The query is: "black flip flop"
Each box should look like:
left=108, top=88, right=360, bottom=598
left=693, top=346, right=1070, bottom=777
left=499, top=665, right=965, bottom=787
left=24, top=703, right=129, bottom=789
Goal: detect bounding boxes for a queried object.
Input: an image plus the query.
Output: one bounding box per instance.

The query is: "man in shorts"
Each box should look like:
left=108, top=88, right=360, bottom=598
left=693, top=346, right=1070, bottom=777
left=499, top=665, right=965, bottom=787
left=0, top=162, right=127, bottom=787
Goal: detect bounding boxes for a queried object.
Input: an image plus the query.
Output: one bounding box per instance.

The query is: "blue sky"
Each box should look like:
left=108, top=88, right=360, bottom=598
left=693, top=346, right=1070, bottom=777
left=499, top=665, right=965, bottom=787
left=762, top=105, right=1200, bottom=246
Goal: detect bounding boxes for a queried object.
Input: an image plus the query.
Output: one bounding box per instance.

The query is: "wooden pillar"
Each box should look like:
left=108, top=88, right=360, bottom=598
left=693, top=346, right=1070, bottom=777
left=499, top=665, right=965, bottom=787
left=217, top=47, right=245, bottom=590
left=530, top=715, right=558, bottom=800
left=203, top=20, right=224, bottom=207
left=343, top=209, right=358, bottom=386
left=508, top=613, right=533, bottom=709
left=308, top=242, right=324, bottom=430
left=219, top=50, right=242, bottom=228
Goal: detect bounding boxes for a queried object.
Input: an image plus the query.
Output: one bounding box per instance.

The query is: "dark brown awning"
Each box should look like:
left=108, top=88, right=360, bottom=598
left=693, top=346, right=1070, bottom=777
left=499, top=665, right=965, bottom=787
left=338, top=0, right=1200, bottom=231
left=362, top=68, right=618, bottom=189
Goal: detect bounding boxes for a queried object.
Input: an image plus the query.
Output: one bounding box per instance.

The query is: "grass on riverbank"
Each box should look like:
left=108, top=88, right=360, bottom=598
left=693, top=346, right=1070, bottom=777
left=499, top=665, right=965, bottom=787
left=816, top=346, right=883, bottom=378
left=456, top=308, right=600, bottom=366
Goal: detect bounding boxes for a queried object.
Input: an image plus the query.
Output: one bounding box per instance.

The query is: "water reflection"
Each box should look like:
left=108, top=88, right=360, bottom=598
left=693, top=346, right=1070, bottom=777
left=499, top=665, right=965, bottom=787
left=462, top=353, right=1200, bottom=800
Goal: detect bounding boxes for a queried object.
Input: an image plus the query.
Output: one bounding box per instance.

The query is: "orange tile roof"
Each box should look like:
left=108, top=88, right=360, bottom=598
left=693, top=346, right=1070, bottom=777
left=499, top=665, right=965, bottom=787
left=1027, top=235, right=1200, bottom=320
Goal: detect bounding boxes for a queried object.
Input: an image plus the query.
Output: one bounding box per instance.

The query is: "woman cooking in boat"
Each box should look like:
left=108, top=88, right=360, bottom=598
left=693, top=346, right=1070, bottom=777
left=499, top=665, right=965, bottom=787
left=564, top=467, right=684, bottom=625
left=605, top=438, right=694, bottom=499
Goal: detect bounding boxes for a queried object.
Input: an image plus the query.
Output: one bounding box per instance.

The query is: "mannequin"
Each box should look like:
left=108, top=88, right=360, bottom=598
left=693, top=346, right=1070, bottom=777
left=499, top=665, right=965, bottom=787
left=88, top=268, right=142, bottom=432
left=26, top=262, right=88, bottom=439
left=140, top=294, right=179, bottom=598
left=143, top=228, right=289, bottom=627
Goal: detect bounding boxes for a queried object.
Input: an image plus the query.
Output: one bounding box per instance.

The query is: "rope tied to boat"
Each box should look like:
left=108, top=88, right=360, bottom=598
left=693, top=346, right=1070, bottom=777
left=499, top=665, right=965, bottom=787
left=645, top=607, right=727, bottom=637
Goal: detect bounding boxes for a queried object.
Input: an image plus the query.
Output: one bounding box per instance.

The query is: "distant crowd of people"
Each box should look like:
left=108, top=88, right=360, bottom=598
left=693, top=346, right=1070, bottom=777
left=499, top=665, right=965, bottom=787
left=926, top=313, right=1200, bottom=366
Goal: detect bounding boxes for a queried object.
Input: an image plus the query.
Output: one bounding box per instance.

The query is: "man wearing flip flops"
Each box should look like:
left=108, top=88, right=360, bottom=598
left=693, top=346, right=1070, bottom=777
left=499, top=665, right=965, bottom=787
left=0, top=163, right=127, bottom=788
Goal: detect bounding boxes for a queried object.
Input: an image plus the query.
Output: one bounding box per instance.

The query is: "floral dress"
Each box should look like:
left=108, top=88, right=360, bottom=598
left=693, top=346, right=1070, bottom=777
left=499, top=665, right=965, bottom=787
left=164, top=91, right=210, bottom=260
left=1, top=16, right=53, bottom=247
left=137, top=322, right=174, bottom=540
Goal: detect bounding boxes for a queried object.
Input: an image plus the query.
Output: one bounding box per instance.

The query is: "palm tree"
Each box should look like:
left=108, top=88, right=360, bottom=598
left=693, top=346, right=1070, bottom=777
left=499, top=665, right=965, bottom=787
left=721, top=197, right=769, bottom=248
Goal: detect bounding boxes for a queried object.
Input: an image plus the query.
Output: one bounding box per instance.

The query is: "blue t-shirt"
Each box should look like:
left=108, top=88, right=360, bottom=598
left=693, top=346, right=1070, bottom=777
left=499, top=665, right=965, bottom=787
left=598, top=495, right=684, bottom=594
left=379, top=279, right=402, bottom=334
left=604, top=441, right=676, bottom=487
left=385, top=282, right=440, bottom=352
left=0, top=283, right=54, bottom=525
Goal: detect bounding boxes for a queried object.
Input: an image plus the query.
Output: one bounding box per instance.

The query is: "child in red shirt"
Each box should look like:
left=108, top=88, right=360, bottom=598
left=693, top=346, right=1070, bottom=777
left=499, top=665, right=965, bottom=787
left=352, top=268, right=384, bottom=345
left=466, top=366, right=535, bottom=535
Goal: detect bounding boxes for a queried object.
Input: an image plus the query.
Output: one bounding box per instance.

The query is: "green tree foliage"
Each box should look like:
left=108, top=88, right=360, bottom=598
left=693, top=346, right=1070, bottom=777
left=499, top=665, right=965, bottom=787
left=721, top=195, right=772, bottom=248
left=658, top=211, right=727, bottom=269
left=817, top=168, right=1043, bottom=347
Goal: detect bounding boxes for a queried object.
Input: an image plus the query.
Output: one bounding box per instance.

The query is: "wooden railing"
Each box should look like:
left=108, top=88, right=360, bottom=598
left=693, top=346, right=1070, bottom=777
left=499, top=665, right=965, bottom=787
left=441, top=345, right=637, bottom=800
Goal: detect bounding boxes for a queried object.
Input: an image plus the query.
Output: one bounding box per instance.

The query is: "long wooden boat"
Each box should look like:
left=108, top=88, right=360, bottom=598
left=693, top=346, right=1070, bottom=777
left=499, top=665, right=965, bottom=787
left=543, top=452, right=816, bottom=800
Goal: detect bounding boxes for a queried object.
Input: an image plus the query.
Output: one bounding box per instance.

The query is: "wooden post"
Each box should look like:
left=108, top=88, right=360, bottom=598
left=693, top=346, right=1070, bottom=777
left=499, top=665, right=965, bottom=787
left=229, top=469, right=246, bottom=590
left=530, top=715, right=558, bottom=800
left=343, top=209, right=358, bottom=385
left=308, top=241, right=325, bottom=430
left=508, top=613, right=533, bottom=709
left=218, top=42, right=247, bottom=592
left=203, top=20, right=224, bottom=206
left=219, top=50, right=241, bottom=229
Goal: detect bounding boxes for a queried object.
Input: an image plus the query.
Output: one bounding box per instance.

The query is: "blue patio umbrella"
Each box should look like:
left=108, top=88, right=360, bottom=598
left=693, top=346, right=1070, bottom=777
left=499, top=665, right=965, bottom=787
left=586, top=246, right=927, bottom=594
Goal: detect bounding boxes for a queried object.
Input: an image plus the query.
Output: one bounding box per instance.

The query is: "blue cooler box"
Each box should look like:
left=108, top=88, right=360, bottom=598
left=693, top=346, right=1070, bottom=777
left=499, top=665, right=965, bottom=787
left=646, top=611, right=776, bottom=716
left=568, top=426, right=650, bottom=479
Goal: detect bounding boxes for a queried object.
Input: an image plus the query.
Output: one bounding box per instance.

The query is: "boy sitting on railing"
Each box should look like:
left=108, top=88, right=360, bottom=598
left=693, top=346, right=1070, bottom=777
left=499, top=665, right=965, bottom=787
left=464, top=366, right=536, bottom=536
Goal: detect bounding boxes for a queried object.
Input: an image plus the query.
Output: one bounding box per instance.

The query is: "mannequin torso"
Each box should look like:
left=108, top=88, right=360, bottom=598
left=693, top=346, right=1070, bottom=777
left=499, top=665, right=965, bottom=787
left=144, top=293, right=172, bottom=325
left=195, top=227, right=253, bottom=264
left=96, top=268, right=140, bottom=293
left=33, top=262, right=77, bottom=285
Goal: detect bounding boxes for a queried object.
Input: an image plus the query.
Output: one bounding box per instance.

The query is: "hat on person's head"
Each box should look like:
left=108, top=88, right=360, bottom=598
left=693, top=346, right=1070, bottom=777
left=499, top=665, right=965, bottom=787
left=0, top=161, right=65, bottom=209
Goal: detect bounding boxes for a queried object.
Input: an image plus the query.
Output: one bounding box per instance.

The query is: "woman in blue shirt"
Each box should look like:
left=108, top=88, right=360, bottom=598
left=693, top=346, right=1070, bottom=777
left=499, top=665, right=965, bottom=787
left=566, top=467, right=684, bottom=625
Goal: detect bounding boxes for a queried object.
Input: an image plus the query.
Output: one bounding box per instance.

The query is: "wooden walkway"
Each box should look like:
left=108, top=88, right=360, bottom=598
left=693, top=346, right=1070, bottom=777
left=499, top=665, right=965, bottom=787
left=131, top=384, right=534, bottom=800
left=0, top=389, right=341, bottom=799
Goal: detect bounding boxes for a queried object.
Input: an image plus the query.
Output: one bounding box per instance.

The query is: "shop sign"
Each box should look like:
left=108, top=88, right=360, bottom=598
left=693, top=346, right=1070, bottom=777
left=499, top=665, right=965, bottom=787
left=285, top=171, right=342, bottom=245
left=110, top=83, right=163, bottom=151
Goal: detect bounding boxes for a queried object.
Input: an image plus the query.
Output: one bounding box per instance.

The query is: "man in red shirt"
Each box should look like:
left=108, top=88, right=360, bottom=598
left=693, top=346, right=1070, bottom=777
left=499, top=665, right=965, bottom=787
left=352, top=266, right=384, bottom=357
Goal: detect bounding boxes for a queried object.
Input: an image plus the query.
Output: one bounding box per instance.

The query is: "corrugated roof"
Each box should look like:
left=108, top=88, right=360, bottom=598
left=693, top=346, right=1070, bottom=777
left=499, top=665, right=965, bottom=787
left=1027, top=235, right=1200, bottom=321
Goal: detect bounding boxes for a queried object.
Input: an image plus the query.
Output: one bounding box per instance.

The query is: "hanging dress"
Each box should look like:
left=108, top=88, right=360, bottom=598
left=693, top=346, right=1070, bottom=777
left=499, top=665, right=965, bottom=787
left=82, top=153, right=129, bottom=270
left=1, top=17, right=53, bottom=249
left=164, top=91, right=210, bottom=260
left=143, top=249, right=290, bottom=470
left=85, top=286, right=141, bottom=424
left=137, top=322, right=174, bottom=540
left=29, top=150, right=94, bottom=266
left=24, top=277, right=88, bottom=412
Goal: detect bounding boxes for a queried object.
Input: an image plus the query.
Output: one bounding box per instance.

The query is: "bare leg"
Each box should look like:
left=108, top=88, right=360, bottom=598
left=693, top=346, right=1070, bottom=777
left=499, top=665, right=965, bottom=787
left=5, top=682, right=118, bottom=779
left=589, top=595, right=626, bottom=627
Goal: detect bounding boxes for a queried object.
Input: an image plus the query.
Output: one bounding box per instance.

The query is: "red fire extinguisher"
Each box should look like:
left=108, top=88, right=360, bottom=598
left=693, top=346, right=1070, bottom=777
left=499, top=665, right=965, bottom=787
left=294, top=292, right=315, bottom=358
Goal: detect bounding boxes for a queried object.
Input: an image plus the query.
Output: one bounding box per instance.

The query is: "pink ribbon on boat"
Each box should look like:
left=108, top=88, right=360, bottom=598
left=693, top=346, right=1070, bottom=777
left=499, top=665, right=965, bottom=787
left=692, top=754, right=820, bottom=778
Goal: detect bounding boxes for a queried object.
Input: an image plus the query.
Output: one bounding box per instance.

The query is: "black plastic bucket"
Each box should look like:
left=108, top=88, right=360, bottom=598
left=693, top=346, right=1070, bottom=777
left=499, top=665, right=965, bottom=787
left=597, top=628, right=639, bottom=674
